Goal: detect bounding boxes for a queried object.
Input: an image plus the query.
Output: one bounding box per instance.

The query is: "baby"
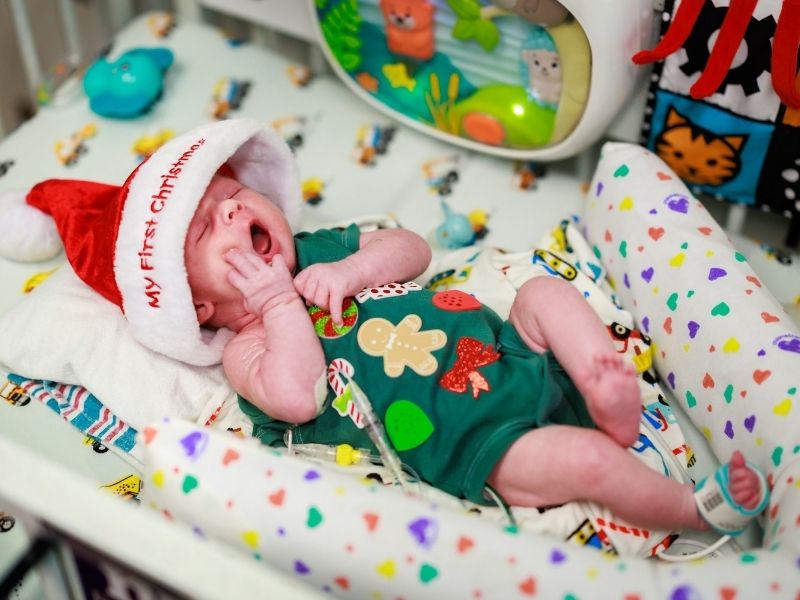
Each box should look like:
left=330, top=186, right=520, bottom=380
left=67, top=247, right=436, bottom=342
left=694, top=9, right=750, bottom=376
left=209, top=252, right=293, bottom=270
left=186, top=173, right=766, bottom=535
left=4, top=119, right=767, bottom=537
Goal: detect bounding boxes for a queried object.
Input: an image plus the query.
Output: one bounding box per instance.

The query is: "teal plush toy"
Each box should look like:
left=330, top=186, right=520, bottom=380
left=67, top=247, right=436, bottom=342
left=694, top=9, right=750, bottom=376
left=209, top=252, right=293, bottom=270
left=434, top=199, right=475, bottom=249
left=83, top=48, right=174, bottom=118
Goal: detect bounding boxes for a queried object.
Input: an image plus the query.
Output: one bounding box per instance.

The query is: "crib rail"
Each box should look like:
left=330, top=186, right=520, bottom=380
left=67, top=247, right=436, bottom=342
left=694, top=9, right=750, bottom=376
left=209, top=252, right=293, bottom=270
left=2, top=0, right=113, bottom=134
left=0, top=0, right=184, bottom=135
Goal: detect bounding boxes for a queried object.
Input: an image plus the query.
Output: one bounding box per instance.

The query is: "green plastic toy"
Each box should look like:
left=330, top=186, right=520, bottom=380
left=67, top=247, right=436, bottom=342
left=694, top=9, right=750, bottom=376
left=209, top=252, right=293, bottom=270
left=314, top=0, right=590, bottom=151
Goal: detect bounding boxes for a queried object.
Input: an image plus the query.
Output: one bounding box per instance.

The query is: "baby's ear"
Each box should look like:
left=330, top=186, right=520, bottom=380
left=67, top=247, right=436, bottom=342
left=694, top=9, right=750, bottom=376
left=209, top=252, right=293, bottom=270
left=194, top=300, right=215, bottom=325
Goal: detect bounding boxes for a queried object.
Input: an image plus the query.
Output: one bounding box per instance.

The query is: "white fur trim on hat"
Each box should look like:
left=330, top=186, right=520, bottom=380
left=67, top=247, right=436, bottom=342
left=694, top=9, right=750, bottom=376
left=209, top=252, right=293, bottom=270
left=229, top=127, right=302, bottom=229
left=0, top=189, right=63, bottom=262
left=114, top=118, right=302, bottom=366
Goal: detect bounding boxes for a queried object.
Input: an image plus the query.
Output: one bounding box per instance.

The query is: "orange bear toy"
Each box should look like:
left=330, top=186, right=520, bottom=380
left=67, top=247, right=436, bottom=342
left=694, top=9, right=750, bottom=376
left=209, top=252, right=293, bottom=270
left=380, top=0, right=436, bottom=62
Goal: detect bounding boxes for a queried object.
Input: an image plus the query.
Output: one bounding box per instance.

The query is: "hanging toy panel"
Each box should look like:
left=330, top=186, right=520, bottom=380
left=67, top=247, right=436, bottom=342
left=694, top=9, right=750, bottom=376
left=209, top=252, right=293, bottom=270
left=314, top=0, right=591, bottom=155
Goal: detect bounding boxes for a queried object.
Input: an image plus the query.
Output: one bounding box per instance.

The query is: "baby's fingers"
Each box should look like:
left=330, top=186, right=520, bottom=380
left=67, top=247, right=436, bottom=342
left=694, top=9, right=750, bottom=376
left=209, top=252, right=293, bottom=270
left=225, top=248, right=261, bottom=275
left=329, top=303, right=342, bottom=326
left=226, top=268, right=249, bottom=292
left=269, top=253, right=291, bottom=274
left=293, top=266, right=308, bottom=287
left=295, top=276, right=319, bottom=307
left=328, top=291, right=345, bottom=326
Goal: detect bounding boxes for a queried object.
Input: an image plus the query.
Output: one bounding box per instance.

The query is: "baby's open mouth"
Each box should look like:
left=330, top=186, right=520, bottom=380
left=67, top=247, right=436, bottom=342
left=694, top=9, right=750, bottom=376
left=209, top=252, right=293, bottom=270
left=250, top=223, right=271, bottom=255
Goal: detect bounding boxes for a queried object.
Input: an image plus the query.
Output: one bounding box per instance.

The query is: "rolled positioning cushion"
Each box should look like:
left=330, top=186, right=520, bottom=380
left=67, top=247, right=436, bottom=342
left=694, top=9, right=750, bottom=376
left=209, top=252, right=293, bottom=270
left=583, top=142, right=800, bottom=552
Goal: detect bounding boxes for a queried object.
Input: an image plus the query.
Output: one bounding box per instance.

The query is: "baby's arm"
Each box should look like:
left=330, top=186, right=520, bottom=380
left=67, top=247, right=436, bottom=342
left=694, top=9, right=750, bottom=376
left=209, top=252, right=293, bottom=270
left=222, top=249, right=326, bottom=424
left=294, top=227, right=431, bottom=324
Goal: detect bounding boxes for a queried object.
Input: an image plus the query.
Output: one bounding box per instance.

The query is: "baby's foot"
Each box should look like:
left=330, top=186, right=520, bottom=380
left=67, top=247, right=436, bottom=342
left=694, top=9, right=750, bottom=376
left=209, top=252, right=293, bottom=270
left=579, top=354, right=641, bottom=447
left=694, top=450, right=768, bottom=534
left=728, top=450, right=761, bottom=510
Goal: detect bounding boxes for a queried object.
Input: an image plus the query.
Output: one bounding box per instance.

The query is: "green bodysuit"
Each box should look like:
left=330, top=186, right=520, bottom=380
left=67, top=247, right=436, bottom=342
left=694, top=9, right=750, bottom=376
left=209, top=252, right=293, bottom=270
left=240, top=225, right=595, bottom=503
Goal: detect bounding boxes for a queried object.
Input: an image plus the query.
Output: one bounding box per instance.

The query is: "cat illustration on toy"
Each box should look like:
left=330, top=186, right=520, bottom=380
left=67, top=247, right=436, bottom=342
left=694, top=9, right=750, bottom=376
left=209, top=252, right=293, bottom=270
left=522, top=49, right=561, bottom=105
left=655, top=107, right=746, bottom=187
left=521, top=47, right=562, bottom=106
left=519, top=26, right=562, bottom=110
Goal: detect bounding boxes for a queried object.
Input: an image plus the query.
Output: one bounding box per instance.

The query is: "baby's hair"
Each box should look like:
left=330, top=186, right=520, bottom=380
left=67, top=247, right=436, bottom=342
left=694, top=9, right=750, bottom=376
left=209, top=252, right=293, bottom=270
left=216, top=163, right=236, bottom=179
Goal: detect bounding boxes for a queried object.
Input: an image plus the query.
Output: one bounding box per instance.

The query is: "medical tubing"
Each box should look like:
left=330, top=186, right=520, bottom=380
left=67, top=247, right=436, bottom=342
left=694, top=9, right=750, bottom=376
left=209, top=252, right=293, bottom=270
left=288, top=440, right=378, bottom=466
left=344, top=375, right=413, bottom=492
left=288, top=438, right=423, bottom=492
left=655, top=535, right=733, bottom=561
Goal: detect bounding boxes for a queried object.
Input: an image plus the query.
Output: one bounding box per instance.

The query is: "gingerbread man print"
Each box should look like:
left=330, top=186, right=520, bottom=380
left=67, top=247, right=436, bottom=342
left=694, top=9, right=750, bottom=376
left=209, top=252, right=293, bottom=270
left=357, top=315, right=446, bottom=377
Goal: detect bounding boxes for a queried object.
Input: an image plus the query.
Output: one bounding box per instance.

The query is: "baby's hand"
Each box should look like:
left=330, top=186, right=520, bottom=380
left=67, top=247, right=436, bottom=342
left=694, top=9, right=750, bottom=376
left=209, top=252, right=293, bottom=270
left=226, top=250, right=299, bottom=317
left=293, top=260, right=363, bottom=326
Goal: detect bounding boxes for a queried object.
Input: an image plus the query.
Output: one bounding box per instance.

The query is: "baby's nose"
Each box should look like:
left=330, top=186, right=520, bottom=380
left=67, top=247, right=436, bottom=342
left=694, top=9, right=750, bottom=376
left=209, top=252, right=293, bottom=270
left=219, top=198, right=244, bottom=224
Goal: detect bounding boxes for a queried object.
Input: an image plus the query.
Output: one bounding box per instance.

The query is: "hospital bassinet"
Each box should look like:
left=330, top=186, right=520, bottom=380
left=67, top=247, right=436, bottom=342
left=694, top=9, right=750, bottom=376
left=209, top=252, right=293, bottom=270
left=0, top=2, right=799, bottom=599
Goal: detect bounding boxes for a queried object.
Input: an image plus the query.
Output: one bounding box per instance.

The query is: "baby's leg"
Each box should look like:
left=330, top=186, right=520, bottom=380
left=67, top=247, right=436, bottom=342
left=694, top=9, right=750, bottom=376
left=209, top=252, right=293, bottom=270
left=508, top=276, right=640, bottom=446
left=489, top=427, right=762, bottom=532
left=488, top=426, right=704, bottom=530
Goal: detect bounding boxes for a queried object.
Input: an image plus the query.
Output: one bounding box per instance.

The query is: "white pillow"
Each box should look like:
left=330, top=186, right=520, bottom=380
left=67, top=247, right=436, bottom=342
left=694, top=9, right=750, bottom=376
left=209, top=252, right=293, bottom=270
left=0, top=264, right=237, bottom=431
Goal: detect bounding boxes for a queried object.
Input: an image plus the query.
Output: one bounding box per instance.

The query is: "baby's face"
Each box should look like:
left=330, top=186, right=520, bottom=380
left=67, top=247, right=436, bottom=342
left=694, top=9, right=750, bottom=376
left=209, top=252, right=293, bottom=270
left=185, top=174, right=296, bottom=313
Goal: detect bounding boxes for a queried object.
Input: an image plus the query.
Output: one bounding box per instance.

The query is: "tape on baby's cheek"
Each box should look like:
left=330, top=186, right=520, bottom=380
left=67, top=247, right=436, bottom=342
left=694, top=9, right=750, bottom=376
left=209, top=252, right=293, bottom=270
left=313, top=371, right=327, bottom=416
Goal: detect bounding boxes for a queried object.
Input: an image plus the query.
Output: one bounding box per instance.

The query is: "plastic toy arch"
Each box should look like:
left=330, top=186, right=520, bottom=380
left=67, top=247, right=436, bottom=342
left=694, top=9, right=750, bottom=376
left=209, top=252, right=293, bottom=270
left=312, top=0, right=592, bottom=159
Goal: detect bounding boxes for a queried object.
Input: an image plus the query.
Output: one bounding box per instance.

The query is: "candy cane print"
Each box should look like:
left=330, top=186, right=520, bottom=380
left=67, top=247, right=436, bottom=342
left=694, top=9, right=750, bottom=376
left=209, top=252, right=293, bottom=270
left=327, top=358, right=365, bottom=428
left=327, top=358, right=354, bottom=396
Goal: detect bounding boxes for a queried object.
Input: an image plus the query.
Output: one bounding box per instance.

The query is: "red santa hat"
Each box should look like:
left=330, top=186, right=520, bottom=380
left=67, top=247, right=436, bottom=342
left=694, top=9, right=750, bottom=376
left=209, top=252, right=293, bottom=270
left=0, top=118, right=302, bottom=366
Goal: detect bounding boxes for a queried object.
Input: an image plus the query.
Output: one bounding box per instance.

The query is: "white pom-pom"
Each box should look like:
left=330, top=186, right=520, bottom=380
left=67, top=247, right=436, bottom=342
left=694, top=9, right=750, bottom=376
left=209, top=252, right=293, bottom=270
left=0, top=190, right=63, bottom=262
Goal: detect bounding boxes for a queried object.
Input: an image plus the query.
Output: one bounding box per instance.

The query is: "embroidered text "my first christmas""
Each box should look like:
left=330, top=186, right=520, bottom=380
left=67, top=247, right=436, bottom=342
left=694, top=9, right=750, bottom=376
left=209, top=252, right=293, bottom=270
left=139, top=137, right=205, bottom=308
